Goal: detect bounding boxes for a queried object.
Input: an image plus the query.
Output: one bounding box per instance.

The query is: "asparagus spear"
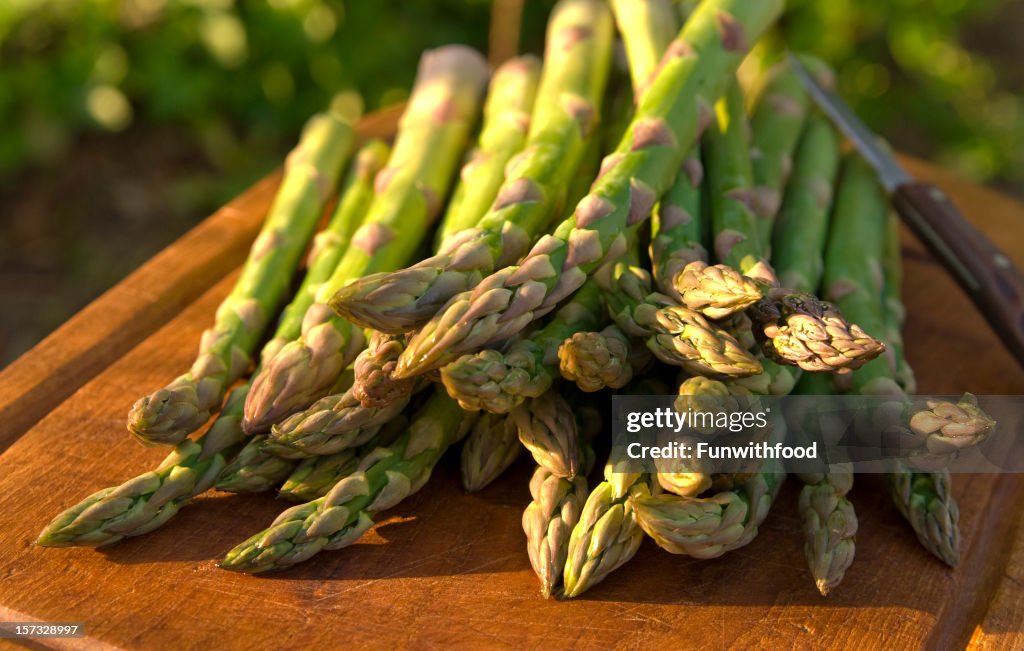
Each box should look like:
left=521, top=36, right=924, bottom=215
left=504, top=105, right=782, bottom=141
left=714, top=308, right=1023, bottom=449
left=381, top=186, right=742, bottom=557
left=261, top=385, right=413, bottom=459
left=702, top=83, right=884, bottom=374
left=220, top=389, right=475, bottom=573
left=351, top=331, right=414, bottom=408
left=563, top=464, right=649, bottom=598
left=278, top=415, right=409, bottom=502
left=633, top=459, right=784, bottom=558
left=331, top=0, right=615, bottom=335
left=243, top=45, right=489, bottom=434
left=214, top=434, right=295, bottom=494
left=534, top=0, right=678, bottom=398
left=510, top=390, right=581, bottom=479
left=394, top=0, right=786, bottom=378
left=748, top=58, right=813, bottom=244
left=770, top=116, right=840, bottom=294
left=610, top=0, right=679, bottom=97
left=218, top=351, right=360, bottom=495
left=558, top=325, right=636, bottom=392
left=652, top=454, right=713, bottom=497
left=127, top=105, right=361, bottom=446
left=600, top=256, right=762, bottom=377
left=520, top=395, right=596, bottom=598
left=761, top=118, right=857, bottom=596
left=825, top=155, right=963, bottom=566
left=278, top=451, right=360, bottom=503
left=825, top=157, right=896, bottom=398
left=876, top=221, right=995, bottom=464
left=217, top=352, right=359, bottom=494
left=881, top=214, right=917, bottom=393
left=797, top=466, right=857, bottom=596
left=523, top=465, right=590, bottom=598
left=39, top=387, right=249, bottom=546
left=37, top=140, right=389, bottom=544
left=261, top=140, right=391, bottom=364
left=210, top=141, right=390, bottom=490
left=440, top=279, right=605, bottom=414
left=460, top=412, right=522, bottom=492
left=705, top=83, right=774, bottom=284
left=649, top=149, right=712, bottom=303
left=434, top=55, right=542, bottom=246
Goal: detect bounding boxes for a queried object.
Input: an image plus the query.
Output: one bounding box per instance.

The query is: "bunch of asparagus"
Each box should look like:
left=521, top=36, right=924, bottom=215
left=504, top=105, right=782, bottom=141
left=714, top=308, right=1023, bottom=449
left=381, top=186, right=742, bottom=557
left=38, top=0, right=995, bottom=601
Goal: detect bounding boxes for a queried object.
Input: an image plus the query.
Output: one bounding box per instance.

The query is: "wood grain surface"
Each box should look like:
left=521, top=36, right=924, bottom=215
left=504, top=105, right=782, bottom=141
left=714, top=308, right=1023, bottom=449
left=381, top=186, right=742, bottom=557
left=0, top=148, right=1021, bottom=650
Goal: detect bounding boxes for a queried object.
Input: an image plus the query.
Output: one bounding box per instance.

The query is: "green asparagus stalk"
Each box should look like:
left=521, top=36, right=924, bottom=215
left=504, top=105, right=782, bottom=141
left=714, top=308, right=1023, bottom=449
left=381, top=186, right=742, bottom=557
left=668, top=62, right=823, bottom=368
left=770, top=116, right=840, bottom=294
left=202, top=142, right=392, bottom=493
left=748, top=290, right=886, bottom=374
left=261, top=385, right=413, bottom=459
left=243, top=45, right=488, bottom=434
left=440, top=279, right=605, bottom=414
left=652, top=454, right=713, bottom=497
left=705, top=83, right=773, bottom=283
left=600, top=257, right=763, bottom=377
left=351, top=331, right=414, bottom=409
left=633, top=459, right=784, bottom=558
left=330, top=0, right=615, bottom=334
left=278, top=451, right=360, bottom=503
left=456, top=0, right=675, bottom=403
left=563, top=464, right=649, bottom=598
left=826, top=155, right=962, bottom=566
left=39, top=387, right=250, bottom=546
left=127, top=104, right=361, bottom=446
left=278, top=415, right=409, bottom=502
left=260, top=140, right=391, bottom=364
left=566, top=122, right=605, bottom=212
left=610, top=0, right=679, bottom=97
left=37, top=140, right=388, bottom=543
left=889, top=468, right=958, bottom=566
left=214, top=366, right=361, bottom=494
left=523, top=465, right=590, bottom=598
left=699, top=80, right=816, bottom=362
left=649, top=149, right=710, bottom=303
left=510, top=390, right=581, bottom=479
left=217, top=368, right=362, bottom=495
left=824, top=157, right=894, bottom=397
left=460, top=412, right=522, bottom=492
left=671, top=374, right=750, bottom=491
left=214, top=434, right=295, bottom=494
left=220, top=389, right=475, bottom=573
left=434, top=55, right=542, bottom=246
left=561, top=370, right=663, bottom=601
left=756, top=119, right=856, bottom=596
left=797, top=468, right=857, bottom=596
left=748, top=58, right=814, bottom=243
left=558, top=325, right=636, bottom=392
left=394, top=0, right=786, bottom=378
left=210, top=142, right=390, bottom=488
left=701, top=83, right=884, bottom=374
left=881, top=214, right=917, bottom=393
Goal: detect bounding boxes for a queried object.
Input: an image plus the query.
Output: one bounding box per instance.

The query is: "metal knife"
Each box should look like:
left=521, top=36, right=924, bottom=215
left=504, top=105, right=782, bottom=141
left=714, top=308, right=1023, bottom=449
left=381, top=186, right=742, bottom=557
left=791, top=54, right=1024, bottom=367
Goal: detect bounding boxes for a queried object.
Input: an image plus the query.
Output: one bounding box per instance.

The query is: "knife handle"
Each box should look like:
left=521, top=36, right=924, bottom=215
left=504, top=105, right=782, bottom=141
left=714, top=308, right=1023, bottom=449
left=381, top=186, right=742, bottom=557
left=893, top=181, right=1024, bottom=366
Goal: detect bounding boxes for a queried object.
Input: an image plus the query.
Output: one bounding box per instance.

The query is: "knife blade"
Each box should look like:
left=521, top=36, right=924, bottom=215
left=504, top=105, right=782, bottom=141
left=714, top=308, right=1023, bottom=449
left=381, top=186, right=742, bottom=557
left=791, top=53, right=1024, bottom=367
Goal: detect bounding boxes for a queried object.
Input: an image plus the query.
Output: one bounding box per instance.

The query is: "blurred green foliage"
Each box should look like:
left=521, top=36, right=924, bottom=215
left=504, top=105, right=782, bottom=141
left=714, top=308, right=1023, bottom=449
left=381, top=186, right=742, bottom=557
left=0, top=0, right=1020, bottom=193
left=779, top=0, right=1022, bottom=191
left=0, top=0, right=493, bottom=200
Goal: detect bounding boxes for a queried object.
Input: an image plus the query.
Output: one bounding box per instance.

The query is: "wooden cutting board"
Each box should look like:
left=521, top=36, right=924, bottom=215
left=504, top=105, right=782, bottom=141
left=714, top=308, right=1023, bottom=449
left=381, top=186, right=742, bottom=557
left=0, top=110, right=1021, bottom=650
